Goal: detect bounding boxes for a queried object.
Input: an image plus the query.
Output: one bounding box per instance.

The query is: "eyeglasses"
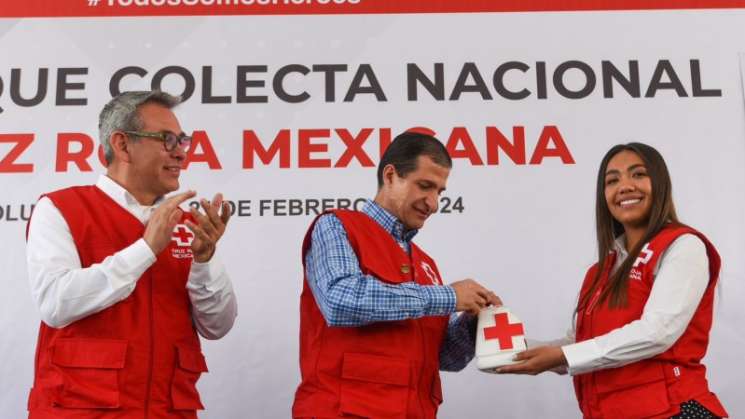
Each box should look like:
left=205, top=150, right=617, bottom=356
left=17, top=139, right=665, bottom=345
left=124, top=130, right=192, bottom=152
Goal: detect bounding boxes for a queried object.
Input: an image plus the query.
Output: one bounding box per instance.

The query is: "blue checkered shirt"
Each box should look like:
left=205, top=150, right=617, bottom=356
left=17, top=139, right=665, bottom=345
left=305, top=199, right=477, bottom=371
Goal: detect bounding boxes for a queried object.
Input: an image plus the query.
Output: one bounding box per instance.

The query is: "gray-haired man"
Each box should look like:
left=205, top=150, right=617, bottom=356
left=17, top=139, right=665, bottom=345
left=26, top=91, right=237, bottom=419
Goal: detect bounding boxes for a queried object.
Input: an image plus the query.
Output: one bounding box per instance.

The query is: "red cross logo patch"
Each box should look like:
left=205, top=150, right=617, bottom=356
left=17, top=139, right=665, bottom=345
left=420, top=261, right=441, bottom=285
left=170, top=225, right=194, bottom=259
left=633, top=243, right=653, bottom=268
left=630, top=243, right=653, bottom=281
left=172, top=225, right=194, bottom=247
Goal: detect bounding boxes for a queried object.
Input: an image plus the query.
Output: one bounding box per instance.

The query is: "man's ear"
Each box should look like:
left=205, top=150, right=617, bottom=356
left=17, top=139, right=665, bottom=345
left=109, top=131, right=132, bottom=163
left=381, top=164, right=398, bottom=187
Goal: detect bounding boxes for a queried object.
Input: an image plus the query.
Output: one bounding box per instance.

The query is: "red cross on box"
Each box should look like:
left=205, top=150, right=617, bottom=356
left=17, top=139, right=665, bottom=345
left=172, top=226, right=193, bottom=245
left=483, top=312, right=524, bottom=350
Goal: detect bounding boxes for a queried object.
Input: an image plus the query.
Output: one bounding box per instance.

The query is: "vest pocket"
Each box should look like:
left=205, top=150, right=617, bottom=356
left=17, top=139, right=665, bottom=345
left=50, top=338, right=127, bottom=409
left=595, top=361, right=671, bottom=418
left=171, top=345, right=208, bottom=411
left=339, top=352, right=410, bottom=418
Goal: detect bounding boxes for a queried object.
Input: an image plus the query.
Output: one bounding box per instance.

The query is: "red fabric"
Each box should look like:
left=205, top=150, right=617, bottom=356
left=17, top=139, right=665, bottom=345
left=3, top=1, right=745, bottom=18
left=573, top=224, right=727, bottom=419
left=27, top=186, right=208, bottom=419
left=293, top=210, right=449, bottom=419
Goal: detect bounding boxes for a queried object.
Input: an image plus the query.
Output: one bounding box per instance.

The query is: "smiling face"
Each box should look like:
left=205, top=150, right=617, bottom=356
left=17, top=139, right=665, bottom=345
left=604, top=150, right=653, bottom=232
left=377, top=155, right=450, bottom=230
left=125, top=102, right=186, bottom=204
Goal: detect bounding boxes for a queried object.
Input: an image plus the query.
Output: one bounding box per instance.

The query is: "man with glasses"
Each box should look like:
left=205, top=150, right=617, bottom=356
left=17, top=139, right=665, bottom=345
left=25, top=91, right=237, bottom=419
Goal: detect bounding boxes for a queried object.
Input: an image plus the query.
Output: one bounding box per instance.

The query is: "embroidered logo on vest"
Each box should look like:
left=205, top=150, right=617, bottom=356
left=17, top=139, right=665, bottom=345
left=171, top=225, right=194, bottom=259
left=630, top=243, right=653, bottom=280
left=421, top=261, right=441, bottom=285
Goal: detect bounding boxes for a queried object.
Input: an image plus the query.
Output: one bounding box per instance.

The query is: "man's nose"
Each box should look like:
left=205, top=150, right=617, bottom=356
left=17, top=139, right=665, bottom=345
left=172, top=146, right=187, bottom=161
left=425, top=192, right=439, bottom=213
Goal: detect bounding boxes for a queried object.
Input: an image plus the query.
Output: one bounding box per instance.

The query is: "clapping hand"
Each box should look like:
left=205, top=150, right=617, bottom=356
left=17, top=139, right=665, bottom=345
left=185, top=193, right=232, bottom=263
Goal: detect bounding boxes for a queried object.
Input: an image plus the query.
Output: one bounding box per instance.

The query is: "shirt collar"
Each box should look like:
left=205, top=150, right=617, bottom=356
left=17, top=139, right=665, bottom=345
left=95, top=174, right=165, bottom=211
left=612, top=234, right=629, bottom=260
left=361, top=199, right=418, bottom=243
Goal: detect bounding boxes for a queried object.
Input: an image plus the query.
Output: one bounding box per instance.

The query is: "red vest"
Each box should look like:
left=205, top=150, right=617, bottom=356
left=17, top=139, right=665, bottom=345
left=293, top=210, right=450, bottom=419
left=573, top=225, right=727, bottom=419
left=27, top=186, right=208, bottom=419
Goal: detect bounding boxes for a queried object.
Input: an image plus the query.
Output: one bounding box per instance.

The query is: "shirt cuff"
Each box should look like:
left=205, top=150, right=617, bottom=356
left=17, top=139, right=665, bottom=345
left=562, top=338, right=604, bottom=376
left=127, top=238, right=157, bottom=264
left=420, top=285, right=456, bottom=316
left=187, top=252, right=227, bottom=287
left=110, top=238, right=157, bottom=296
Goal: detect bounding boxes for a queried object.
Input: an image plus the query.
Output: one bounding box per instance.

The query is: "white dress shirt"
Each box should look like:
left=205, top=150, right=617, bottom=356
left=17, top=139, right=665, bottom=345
left=26, top=175, right=237, bottom=339
left=541, top=234, right=710, bottom=375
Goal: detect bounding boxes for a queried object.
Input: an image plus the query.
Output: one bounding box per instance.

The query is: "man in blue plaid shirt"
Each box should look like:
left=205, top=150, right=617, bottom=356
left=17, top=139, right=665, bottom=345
left=293, top=131, right=501, bottom=419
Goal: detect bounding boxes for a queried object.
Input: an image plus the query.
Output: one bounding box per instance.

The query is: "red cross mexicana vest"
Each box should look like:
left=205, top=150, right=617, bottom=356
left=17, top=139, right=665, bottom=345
left=293, top=209, right=450, bottom=419
left=573, top=224, right=727, bottom=419
left=27, top=186, right=208, bottom=419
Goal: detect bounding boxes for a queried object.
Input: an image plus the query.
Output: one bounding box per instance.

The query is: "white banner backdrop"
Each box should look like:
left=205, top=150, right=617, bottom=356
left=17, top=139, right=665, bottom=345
left=1, top=8, right=745, bottom=418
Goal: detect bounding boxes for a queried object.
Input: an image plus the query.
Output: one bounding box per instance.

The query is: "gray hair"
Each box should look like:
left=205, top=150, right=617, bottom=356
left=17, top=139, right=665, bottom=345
left=98, top=90, right=181, bottom=164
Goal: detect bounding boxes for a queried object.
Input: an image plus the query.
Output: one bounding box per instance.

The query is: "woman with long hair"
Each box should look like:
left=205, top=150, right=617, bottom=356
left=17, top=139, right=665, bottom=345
left=499, top=143, right=728, bottom=418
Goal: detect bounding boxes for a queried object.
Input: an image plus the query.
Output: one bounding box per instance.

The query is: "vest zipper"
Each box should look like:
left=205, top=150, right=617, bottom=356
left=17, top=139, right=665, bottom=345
left=408, top=251, right=426, bottom=417
left=144, top=274, right=154, bottom=419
